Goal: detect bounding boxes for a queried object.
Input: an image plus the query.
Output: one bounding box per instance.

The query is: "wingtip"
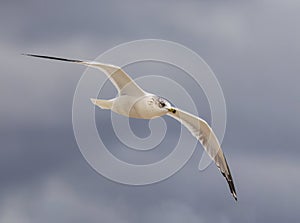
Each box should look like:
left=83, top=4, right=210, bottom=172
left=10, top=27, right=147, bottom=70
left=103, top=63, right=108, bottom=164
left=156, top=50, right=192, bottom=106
left=233, top=192, right=238, bottom=201
left=227, top=178, right=237, bottom=201
left=22, top=53, right=83, bottom=63
left=22, top=53, right=32, bottom=57
left=22, top=53, right=38, bottom=57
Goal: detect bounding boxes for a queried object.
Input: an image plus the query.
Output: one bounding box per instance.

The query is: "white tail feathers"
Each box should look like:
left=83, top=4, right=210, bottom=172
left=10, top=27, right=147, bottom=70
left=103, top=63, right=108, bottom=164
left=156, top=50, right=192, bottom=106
left=90, top=98, right=113, bottom=109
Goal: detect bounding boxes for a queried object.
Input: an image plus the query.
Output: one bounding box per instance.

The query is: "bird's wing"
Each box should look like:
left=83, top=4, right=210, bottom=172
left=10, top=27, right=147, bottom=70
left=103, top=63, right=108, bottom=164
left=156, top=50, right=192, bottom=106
left=24, top=54, right=146, bottom=96
left=167, top=108, right=237, bottom=200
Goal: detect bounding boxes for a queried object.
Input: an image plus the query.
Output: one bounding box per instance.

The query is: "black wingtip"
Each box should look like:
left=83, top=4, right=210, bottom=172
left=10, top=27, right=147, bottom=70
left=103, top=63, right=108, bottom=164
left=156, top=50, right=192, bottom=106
left=220, top=156, right=237, bottom=201
left=222, top=172, right=237, bottom=201
left=227, top=179, right=237, bottom=201
left=23, top=53, right=83, bottom=63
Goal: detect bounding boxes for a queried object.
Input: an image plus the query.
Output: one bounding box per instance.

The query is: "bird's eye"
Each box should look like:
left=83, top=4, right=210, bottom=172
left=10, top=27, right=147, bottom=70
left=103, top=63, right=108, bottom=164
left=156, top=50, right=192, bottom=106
left=159, top=102, right=166, bottom=108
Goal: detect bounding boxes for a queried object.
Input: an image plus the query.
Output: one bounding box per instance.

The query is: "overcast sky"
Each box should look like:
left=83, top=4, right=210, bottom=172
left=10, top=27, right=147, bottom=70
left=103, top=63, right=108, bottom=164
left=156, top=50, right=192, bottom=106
left=1, top=0, right=300, bottom=222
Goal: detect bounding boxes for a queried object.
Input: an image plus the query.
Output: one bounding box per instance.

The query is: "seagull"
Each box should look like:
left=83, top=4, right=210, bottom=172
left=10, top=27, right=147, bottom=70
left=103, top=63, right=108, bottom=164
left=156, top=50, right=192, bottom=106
left=24, top=54, right=237, bottom=201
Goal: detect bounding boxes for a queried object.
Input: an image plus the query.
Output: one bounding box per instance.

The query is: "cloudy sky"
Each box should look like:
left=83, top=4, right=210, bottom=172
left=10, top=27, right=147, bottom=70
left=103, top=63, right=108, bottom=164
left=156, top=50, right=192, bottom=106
left=1, top=0, right=300, bottom=222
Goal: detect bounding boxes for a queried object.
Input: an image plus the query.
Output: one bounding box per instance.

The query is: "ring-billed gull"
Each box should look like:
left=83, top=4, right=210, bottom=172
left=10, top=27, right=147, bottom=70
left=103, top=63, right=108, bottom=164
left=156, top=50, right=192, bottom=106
left=24, top=54, right=237, bottom=201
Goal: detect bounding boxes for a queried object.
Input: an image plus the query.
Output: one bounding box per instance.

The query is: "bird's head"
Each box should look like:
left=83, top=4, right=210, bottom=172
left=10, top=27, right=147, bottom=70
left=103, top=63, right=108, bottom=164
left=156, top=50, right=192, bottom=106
left=156, top=97, right=176, bottom=114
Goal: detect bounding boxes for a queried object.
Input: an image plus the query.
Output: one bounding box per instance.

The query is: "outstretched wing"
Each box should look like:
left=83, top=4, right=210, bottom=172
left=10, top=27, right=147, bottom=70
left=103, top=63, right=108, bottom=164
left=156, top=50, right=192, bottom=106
left=24, top=54, right=146, bottom=96
left=167, top=108, right=237, bottom=200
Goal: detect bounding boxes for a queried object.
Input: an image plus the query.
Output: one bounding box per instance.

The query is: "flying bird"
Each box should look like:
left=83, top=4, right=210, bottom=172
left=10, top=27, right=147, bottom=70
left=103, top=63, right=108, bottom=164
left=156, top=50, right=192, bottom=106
left=24, top=53, right=237, bottom=200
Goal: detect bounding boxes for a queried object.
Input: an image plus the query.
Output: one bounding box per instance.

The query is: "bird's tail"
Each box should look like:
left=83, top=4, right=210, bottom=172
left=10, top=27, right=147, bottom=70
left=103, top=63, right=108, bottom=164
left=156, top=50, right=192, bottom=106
left=90, top=98, right=113, bottom=109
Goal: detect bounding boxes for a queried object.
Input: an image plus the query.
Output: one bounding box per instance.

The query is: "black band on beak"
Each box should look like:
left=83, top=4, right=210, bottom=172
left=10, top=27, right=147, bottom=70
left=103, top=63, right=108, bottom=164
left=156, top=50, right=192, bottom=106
left=168, top=108, right=176, bottom=113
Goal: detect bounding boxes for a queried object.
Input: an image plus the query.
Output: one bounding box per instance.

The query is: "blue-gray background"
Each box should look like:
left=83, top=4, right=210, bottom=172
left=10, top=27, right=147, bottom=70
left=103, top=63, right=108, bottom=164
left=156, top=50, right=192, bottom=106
left=1, top=0, right=299, bottom=222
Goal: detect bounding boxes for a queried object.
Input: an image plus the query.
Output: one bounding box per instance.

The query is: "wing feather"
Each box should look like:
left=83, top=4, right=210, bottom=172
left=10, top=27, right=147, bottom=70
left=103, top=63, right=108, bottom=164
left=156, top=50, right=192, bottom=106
left=23, top=54, right=146, bottom=96
left=167, top=108, right=237, bottom=200
left=80, top=61, right=145, bottom=96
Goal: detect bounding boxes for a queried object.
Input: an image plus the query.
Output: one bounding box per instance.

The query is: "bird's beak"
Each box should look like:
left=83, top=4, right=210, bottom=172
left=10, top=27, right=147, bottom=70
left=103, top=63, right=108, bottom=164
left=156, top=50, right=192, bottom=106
left=167, top=107, right=177, bottom=114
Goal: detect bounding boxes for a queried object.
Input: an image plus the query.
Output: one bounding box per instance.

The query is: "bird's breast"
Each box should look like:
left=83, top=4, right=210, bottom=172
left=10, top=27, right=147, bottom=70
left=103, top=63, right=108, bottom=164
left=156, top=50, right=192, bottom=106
left=111, top=95, right=165, bottom=119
